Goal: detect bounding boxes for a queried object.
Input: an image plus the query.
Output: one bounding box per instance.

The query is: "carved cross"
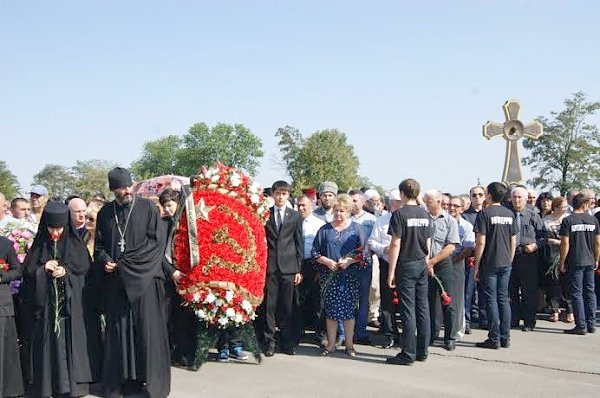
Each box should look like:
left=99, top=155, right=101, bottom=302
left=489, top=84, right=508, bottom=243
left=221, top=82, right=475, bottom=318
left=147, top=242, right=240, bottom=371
left=482, top=100, right=543, bottom=186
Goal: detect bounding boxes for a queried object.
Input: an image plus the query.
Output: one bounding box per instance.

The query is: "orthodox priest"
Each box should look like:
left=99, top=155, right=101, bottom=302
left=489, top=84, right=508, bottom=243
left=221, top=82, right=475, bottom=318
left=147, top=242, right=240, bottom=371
left=94, top=167, right=171, bottom=398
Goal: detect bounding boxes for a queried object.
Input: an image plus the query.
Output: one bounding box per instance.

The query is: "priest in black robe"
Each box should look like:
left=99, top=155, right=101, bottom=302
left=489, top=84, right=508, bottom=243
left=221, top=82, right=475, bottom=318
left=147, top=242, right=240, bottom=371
left=94, top=167, right=171, bottom=398
left=24, top=201, right=99, bottom=397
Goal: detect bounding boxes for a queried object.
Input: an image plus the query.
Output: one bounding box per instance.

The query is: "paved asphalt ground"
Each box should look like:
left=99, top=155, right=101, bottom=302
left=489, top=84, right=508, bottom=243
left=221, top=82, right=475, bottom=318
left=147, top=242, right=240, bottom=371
left=168, top=318, right=600, bottom=398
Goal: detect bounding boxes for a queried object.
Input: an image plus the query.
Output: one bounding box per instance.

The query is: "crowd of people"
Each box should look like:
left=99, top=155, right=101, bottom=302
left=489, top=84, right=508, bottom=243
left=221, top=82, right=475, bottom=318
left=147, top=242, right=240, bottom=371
left=0, top=170, right=599, bottom=396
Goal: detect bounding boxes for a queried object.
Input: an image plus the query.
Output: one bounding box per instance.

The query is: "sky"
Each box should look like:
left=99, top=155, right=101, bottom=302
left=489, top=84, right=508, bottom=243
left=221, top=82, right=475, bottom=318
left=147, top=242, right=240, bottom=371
left=2, top=1, right=599, bottom=195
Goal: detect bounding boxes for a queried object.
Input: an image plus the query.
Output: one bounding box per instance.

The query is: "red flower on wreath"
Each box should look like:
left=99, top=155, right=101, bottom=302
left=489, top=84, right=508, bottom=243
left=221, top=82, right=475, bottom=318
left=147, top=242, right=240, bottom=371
left=0, top=259, right=8, bottom=272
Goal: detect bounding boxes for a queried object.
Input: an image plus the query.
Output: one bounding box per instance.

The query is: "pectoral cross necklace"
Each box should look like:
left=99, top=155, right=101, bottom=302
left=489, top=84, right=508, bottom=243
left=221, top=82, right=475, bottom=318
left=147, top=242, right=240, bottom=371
left=113, top=197, right=136, bottom=253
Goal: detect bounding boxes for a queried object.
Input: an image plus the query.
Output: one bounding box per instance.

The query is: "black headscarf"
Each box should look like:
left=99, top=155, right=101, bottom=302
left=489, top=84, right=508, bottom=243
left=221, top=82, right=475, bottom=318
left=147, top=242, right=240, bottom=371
left=25, top=202, right=91, bottom=277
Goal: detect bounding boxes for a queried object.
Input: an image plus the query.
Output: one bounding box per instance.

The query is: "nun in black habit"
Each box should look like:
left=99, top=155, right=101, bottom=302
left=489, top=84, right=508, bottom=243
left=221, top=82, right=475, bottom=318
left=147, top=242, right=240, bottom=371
left=24, top=202, right=99, bottom=397
left=0, top=236, right=24, bottom=397
left=94, top=167, right=170, bottom=398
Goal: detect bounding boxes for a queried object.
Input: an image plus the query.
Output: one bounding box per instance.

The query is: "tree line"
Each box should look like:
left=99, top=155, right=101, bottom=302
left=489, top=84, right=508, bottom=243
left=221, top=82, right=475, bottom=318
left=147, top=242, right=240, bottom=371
left=0, top=92, right=598, bottom=200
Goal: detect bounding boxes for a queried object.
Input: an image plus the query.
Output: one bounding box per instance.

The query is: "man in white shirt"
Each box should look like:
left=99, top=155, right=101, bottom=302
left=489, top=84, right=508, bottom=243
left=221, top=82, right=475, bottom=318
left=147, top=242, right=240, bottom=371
left=368, top=189, right=402, bottom=348
left=349, top=189, right=377, bottom=344
left=296, top=194, right=326, bottom=345
left=29, top=185, right=48, bottom=225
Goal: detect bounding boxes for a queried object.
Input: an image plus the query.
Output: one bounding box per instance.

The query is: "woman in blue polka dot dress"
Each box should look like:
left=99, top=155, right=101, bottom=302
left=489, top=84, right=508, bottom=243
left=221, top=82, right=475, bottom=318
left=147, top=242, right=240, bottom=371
left=312, top=194, right=365, bottom=358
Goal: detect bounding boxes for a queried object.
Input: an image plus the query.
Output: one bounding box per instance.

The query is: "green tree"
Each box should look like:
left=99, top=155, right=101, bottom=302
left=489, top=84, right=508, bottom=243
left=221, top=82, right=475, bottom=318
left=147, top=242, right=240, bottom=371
left=523, top=91, right=600, bottom=195
left=275, top=126, right=306, bottom=187
left=178, top=122, right=264, bottom=176
left=71, top=159, right=117, bottom=200
left=33, top=164, right=76, bottom=199
left=131, top=135, right=183, bottom=179
left=0, top=161, right=20, bottom=199
left=276, top=127, right=361, bottom=193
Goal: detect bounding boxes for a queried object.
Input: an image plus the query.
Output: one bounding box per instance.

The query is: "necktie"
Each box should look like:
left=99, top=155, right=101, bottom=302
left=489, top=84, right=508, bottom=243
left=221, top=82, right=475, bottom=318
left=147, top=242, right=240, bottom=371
left=515, top=212, right=522, bottom=246
left=276, top=208, right=283, bottom=231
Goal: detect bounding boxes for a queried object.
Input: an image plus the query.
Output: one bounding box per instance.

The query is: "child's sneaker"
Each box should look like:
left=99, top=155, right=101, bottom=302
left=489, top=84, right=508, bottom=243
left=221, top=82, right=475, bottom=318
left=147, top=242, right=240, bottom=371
left=217, top=349, right=230, bottom=363
left=229, top=346, right=249, bottom=360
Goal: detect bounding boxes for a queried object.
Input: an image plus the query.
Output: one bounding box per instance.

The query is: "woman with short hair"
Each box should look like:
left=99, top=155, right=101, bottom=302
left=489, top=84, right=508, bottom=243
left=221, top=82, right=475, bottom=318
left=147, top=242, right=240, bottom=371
left=312, top=194, right=365, bottom=358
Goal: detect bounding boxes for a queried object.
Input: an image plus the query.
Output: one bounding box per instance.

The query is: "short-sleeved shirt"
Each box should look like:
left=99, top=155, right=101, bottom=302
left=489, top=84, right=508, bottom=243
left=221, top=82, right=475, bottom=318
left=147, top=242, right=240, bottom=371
left=388, top=205, right=432, bottom=263
left=474, top=205, right=517, bottom=268
left=559, top=212, right=600, bottom=267
left=429, top=212, right=460, bottom=257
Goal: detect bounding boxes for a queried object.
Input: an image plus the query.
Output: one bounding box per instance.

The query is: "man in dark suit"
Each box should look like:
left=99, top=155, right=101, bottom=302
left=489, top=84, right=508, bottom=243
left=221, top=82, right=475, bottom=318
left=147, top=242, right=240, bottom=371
left=261, top=180, right=303, bottom=356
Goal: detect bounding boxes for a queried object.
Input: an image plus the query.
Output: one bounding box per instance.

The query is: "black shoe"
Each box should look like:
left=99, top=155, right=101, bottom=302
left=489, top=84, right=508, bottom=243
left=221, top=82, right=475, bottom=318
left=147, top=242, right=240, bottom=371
left=381, top=337, right=395, bottom=349
left=354, top=336, right=372, bottom=345
left=368, top=320, right=381, bottom=329
left=475, top=339, right=500, bottom=349
left=283, top=347, right=296, bottom=356
left=564, top=327, right=586, bottom=335
left=386, top=354, right=414, bottom=366
left=500, top=339, right=510, bottom=348
left=587, top=327, right=596, bottom=334
left=264, top=343, right=276, bottom=357
left=521, top=326, right=534, bottom=332
left=465, top=326, right=471, bottom=335
left=443, top=340, right=456, bottom=351
left=416, top=354, right=428, bottom=362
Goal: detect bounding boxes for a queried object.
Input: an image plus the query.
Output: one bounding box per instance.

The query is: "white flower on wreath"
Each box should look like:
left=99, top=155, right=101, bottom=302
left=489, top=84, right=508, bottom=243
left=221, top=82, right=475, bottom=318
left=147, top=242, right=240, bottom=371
left=241, top=300, right=252, bottom=313
left=195, top=309, right=206, bottom=319
left=225, top=307, right=236, bottom=318
left=249, top=181, right=260, bottom=194
left=218, top=316, right=229, bottom=327
left=225, top=290, right=234, bottom=303
left=192, top=292, right=201, bottom=303
left=215, top=298, right=224, bottom=308
left=205, top=292, right=216, bottom=304
left=229, top=172, right=242, bottom=187
left=250, top=193, right=260, bottom=204
left=234, top=313, right=244, bottom=324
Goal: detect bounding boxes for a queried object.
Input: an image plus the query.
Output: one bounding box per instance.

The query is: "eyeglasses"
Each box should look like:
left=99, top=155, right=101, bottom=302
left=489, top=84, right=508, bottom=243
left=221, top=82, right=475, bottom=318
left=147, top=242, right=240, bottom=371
left=471, top=193, right=484, bottom=197
left=449, top=203, right=463, bottom=208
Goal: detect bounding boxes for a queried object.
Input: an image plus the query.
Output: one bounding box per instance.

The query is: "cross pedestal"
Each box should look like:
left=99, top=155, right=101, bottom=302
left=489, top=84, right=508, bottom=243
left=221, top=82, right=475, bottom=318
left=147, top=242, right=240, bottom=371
left=482, top=100, right=543, bottom=186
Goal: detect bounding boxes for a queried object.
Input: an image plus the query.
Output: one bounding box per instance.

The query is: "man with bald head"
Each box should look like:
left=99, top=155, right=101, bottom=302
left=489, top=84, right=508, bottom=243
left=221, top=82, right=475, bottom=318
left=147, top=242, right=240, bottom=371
left=68, top=197, right=88, bottom=237
left=0, top=193, right=17, bottom=228
left=508, top=186, right=544, bottom=332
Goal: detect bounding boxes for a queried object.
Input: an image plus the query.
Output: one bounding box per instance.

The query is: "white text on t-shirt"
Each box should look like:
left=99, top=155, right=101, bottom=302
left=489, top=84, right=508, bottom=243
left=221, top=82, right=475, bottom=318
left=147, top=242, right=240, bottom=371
left=571, top=224, right=597, bottom=232
left=490, top=216, right=513, bottom=225
left=407, top=218, right=430, bottom=227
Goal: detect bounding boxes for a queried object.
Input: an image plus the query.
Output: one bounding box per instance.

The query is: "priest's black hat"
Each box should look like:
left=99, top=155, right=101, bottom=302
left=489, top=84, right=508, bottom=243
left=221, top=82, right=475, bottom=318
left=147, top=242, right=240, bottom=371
left=43, top=201, right=69, bottom=227
left=108, top=167, right=133, bottom=190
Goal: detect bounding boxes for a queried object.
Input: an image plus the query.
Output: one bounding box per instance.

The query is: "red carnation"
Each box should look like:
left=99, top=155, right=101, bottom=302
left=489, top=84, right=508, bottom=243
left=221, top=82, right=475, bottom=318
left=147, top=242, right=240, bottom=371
left=441, top=291, right=452, bottom=306
left=0, top=259, right=8, bottom=272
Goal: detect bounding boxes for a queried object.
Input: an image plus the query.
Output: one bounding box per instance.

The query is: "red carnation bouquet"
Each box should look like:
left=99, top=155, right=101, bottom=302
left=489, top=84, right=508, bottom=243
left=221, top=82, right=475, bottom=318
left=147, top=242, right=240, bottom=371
left=0, top=259, right=8, bottom=272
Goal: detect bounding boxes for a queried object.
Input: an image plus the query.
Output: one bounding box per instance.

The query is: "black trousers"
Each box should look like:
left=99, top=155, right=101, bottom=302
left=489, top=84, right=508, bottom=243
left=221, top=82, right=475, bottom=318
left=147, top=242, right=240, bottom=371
left=429, top=259, right=457, bottom=342
left=296, top=260, right=324, bottom=339
left=510, top=251, right=539, bottom=328
left=378, top=257, right=400, bottom=339
left=396, top=258, right=430, bottom=361
left=261, top=272, right=296, bottom=350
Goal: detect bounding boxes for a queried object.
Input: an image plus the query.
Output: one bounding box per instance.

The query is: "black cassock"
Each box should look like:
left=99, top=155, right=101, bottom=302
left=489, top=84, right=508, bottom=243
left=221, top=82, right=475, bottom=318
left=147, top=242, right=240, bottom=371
left=95, top=197, right=170, bottom=398
left=0, top=236, right=24, bottom=397
left=24, top=215, right=100, bottom=397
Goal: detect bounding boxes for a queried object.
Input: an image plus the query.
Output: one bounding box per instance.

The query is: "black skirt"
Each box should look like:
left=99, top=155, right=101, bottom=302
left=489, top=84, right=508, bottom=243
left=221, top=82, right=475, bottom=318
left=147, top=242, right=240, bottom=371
left=0, top=316, right=24, bottom=397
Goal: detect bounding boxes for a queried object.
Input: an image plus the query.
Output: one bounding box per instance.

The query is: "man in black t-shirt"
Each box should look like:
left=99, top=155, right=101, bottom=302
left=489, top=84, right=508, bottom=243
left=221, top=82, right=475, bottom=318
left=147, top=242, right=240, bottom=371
left=385, top=178, right=432, bottom=365
left=473, top=182, right=517, bottom=349
left=559, top=193, right=600, bottom=335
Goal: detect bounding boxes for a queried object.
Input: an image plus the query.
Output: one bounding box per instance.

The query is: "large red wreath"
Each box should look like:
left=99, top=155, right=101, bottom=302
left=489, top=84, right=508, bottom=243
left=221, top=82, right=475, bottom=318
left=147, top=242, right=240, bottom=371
left=172, top=163, right=268, bottom=327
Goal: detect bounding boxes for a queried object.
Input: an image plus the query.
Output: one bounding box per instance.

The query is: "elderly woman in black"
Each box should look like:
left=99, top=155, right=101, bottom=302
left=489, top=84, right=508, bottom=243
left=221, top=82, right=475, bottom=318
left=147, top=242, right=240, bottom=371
left=25, top=202, right=99, bottom=397
left=540, top=197, right=573, bottom=323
